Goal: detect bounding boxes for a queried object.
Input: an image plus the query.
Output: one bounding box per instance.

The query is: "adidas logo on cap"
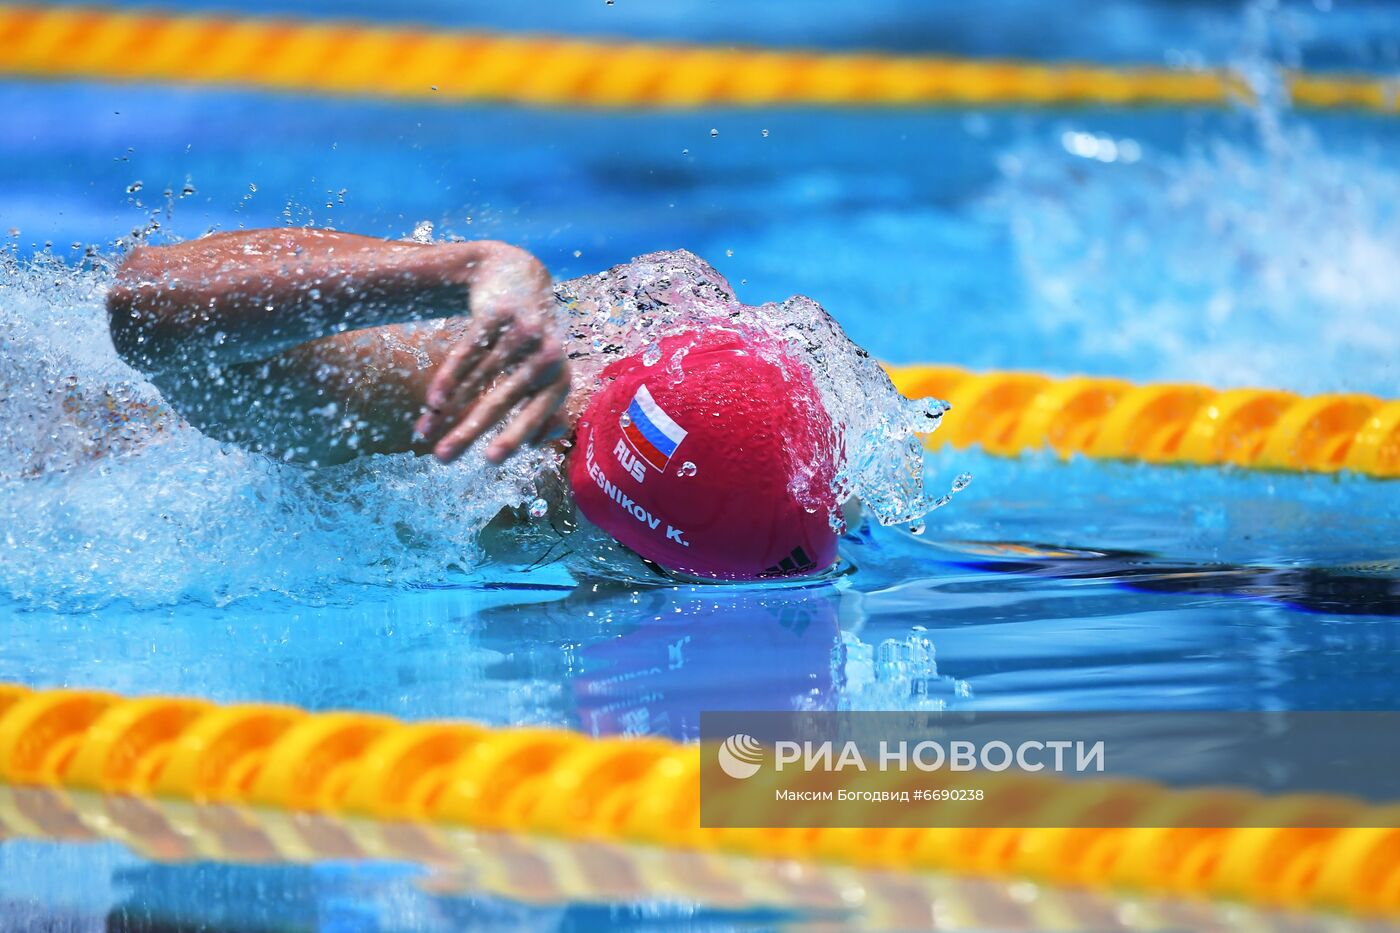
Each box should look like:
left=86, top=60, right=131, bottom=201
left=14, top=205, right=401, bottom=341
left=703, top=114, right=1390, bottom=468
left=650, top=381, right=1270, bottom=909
left=761, top=546, right=817, bottom=578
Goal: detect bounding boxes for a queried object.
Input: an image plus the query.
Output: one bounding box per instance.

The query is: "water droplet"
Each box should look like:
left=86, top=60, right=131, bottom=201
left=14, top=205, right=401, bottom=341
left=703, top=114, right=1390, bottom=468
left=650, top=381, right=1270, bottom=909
left=181, top=181, right=196, bottom=197
left=528, top=497, right=549, bottom=518
left=619, top=412, right=632, bottom=428
left=725, top=249, right=734, bottom=257
left=430, top=85, right=439, bottom=92
left=681, top=148, right=689, bottom=156
left=952, top=472, right=972, bottom=492
left=908, top=521, right=925, bottom=536
left=761, top=129, right=770, bottom=137
left=665, top=345, right=691, bottom=385
left=126, top=181, right=143, bottom=193
left=573, top=249, right=582, bottom=258
left=410, top=220, right=434, bottom=243
left=641, top=341, right=661, bottom=366
left=248, top=183, right=258, bottom=193
left=675, top=461, right=697, bottom=477
left=709, top=128, right=719, bottom=138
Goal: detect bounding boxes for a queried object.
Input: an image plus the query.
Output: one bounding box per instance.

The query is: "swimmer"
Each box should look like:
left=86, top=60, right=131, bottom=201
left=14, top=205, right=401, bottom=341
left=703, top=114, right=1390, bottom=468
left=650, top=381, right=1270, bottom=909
left=107, top=230, right=842, bottom=581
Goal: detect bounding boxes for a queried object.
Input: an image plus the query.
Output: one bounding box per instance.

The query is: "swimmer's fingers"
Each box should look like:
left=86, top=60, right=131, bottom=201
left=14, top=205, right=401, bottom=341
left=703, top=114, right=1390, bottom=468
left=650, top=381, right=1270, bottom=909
left=417, top=344, right=481, bottom=442
left=442, top=324, right=543, bottom=415
left=418, top=311, right=550, bottom=443
left=484, top=377, right=571, bottom=463
left=426, top=243, right=551, bottom=420
left=424, top=313, right=504, bottom=410
left=417, top=340, right=493, bottom=443
left=432, top=350, right=568, bottom=464
left=416, top=331, right=539, bottom=444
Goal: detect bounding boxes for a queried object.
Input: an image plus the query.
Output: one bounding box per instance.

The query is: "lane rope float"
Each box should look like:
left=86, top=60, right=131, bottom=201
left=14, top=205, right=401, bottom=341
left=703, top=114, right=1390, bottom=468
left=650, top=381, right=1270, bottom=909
left=0, top=5, right=1398, bottom=112
left=884, top=365, right=1400, bottom=478
left=0, top=683, right=1397, bottom=917
left=0, top=784, right=1356, bottom=930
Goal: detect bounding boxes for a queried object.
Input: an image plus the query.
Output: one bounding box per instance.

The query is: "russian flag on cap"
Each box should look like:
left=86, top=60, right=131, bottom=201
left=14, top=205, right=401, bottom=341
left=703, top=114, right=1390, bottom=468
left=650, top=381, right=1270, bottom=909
left=621, top=384, right=688, bottom=471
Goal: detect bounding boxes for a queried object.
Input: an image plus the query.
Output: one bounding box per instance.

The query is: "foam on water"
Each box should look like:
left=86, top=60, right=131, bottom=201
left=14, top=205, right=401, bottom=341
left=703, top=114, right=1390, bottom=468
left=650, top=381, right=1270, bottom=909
left=0, top=251, right=558, bottom=610
left=836, top=629, right=971, bottom=712
left=0, top=246, right=950, bottom=609
left=992, top=3, right=1400, bottom=395
left=996, top=125, right=1400, bottom=394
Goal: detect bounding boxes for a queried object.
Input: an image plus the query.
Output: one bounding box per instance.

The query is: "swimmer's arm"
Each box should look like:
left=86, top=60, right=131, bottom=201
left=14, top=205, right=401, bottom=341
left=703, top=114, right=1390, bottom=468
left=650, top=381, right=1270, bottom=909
left=107, top=229, right=571, bottom=464
left=108, top=230, right=515, bottom=370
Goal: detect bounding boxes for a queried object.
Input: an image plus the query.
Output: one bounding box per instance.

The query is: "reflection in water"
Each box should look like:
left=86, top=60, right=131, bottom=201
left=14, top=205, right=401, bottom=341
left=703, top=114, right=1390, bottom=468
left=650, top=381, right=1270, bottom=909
left=0, top=796, right=1348, bottom=933
left=940, top=540, right=1400, bottom=618
left=473, top=579, right=972, bottom=738
left=485, top=583, right=825, bottom=737
left=567, top=587, right=843, bottom=738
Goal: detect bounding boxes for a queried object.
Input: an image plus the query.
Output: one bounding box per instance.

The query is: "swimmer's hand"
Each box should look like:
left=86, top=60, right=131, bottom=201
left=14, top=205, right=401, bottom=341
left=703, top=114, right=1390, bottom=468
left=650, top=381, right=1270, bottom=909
left=414, top=247, right=571, bottom=464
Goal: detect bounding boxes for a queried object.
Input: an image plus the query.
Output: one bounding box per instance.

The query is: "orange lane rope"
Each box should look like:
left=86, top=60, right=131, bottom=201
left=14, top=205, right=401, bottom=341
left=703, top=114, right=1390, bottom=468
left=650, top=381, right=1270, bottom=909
left=884, top=365, right=1400, bottom=478
left=0, top=683, right=1397, bottom=917
left=0, top=5, right=1397, bottom=112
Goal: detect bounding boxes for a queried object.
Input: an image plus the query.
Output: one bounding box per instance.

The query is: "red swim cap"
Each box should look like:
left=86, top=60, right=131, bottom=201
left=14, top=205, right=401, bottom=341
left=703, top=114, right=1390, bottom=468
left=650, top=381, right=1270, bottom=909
left=568, top=330, right=838, bottom=581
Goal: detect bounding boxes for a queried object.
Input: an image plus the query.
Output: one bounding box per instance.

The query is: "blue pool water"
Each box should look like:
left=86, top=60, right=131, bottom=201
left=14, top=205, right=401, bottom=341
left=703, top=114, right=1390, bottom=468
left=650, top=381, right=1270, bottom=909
left=3, top=0, right=1400, bottom=928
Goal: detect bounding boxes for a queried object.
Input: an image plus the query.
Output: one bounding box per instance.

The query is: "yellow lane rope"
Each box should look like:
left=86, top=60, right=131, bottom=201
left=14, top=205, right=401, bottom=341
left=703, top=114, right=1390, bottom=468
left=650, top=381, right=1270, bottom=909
left=884, top=365, right=1400, bottom=478
left=0, top=5, right=1397, bottom=112
left=0, top=786, right=1364, bottom=931
left=0, top=683, right=1397, bottom=917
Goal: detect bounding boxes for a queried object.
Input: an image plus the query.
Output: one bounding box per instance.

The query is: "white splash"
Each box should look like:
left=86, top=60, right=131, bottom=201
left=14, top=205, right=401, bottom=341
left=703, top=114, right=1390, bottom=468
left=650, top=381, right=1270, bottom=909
left=0, top=251, right=555, bottom=610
